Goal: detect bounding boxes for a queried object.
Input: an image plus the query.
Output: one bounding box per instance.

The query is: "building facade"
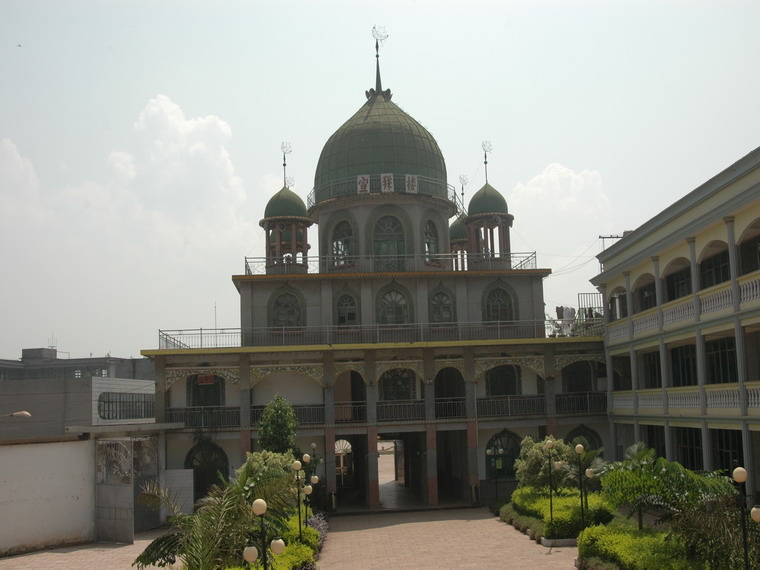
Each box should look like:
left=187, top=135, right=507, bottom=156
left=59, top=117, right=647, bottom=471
left=144, top=52, right=608, bottom=509
left=592, top=146, right=760, bottom=499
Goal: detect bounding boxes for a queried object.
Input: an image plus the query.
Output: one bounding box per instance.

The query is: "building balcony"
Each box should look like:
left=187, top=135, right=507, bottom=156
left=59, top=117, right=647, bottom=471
left=243, top=251, right=538, bottom=276
left=157, top=318, right=602, bottom=350
left=251, top=404, right=325, bottom=425
left=555, top=391, right=607, bottom=414
left=477, top=395, right=545, bottom=418
left=435, top=397, right=466, bottom=419
left=167, top=406, right=240, bottom=428
left=377, top=400, right=425, bottom=422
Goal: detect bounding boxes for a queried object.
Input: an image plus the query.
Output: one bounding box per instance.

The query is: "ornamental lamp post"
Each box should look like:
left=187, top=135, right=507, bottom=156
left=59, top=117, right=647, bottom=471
left=731, top=466, right=760, bottom=570
left=245, top=498, right=285, bottom=570
left=575, top=443, right=585, bottom=529
left=585, top=468, right=595, bottom=510
left=292, top=460, right=303, bottom=542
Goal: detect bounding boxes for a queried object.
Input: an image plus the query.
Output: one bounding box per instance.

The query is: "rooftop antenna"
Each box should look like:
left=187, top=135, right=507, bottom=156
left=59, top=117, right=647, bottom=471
left=482, top=141, right=493, bottom=184
left=372, top=25, right=389, bottom=92
left=281, top=142, right=292, bottom=187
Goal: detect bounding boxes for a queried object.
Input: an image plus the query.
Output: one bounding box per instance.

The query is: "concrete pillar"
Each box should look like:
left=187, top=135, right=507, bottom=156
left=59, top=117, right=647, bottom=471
left=463, top=347, right=480, bottom=502
left=239, top=354, right=252, bottom=461
left=367, top=426, right=379, bottom=509
left=155, top=356, right=166, bottom=423
left=426, top=424, right=438, bottom=506
left=687, top=237, right=701, bottom=321
left=701, top=421, right=713, bottom=471
left=724, top=216, right=741, bottom=312
left=544, top=344, right=557, bottom=435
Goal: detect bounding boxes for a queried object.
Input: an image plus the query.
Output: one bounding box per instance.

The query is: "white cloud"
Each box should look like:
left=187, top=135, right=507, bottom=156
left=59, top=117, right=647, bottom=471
left=508, top=163, right=613, bottom=309
left=0, top=97, right=258, bottom=358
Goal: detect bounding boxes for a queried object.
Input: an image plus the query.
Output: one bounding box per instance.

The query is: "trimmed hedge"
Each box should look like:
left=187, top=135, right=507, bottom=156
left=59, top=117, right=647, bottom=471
left=511, top=487, right=615, bottom=539
left=499, top=502, right=544, bottom=543
left=578, top=524, right=706, bottom=570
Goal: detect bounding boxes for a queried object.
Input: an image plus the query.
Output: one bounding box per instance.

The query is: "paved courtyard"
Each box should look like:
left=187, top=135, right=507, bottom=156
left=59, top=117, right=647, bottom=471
left=0, top=508, right=577, bottom=569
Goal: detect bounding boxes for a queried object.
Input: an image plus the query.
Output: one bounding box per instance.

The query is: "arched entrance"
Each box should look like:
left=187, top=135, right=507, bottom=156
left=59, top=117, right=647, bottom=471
left=184, top=439, right=229, bottom=502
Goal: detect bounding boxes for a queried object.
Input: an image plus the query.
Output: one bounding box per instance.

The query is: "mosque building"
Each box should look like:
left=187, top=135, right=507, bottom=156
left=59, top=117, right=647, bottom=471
left=143, top=43, right=607, bottom=509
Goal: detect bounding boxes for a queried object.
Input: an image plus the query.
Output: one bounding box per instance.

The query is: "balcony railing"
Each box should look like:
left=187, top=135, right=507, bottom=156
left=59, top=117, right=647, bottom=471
left=555, top=392, right=607, bottom=414
left=335, top=401, right=367, bottom=423
left=435, top=397, right=466, bottom=418
left=377, top=400, right=425, bottom=421
left=167, top=406, right=240, bottom=428
left=157, top=318, right=603, bottom=350
left=243, top=251, right=538, bottom=276
left=477, top=395, right=545, bottom=418
left=251, top=405, right=325, bottom=425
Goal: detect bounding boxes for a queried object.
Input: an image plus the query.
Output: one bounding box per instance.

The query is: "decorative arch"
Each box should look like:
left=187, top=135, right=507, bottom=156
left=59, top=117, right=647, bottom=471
left=334, top=284, right=360, bottom=327
left=607, top=285, right=628, bottom=321
left=561, top=360, right=605, bottom=393
left=485, top=365, right=521, bottom=396
left=378, top=368, right=420, bottom=401
left=434, top=359, right=465, bottom=379
left=320, top=210, right=359, bottom=258
left=429, top=281, right=456, bottom=323
left=565, top=425, right=602, bottom=451
left=739, top=217, right=760, bottom=275
left=376, top=281, right=414, bottom=324
left=661, top=256, right=691, bottom=302
left=165, top=368, right=239, bottom=391
left=365, top=204, right=414, bottom=257
left=434, top=366, right=465, bottom=398
left=185, top=439, right=229, bottom=501
left=422, top=215, right=443, bottom=260
left=698, top=240, right=730, bottom=289
left=267, top=284, right=307, bottom=327
left=481, top=280, right=519, bottom=322
left=485, top=428, right=521, bottom=478
left=249, top=365, right=325, bottom=388
left=631, top=272, right=656, bottom=313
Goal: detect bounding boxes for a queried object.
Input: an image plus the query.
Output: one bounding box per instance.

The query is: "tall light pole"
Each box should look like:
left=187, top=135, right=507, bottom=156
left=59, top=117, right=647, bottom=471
left=292, top=459, right=303, bottom=542
left=732, top=466, right=760, bottom=570
left=575, top=443, right=585, bottom=530
left=244, top=498, right=286, bottom=570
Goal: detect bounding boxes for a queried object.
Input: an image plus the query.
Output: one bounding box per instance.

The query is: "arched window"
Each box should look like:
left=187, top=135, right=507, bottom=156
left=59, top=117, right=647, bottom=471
left=185, top=440, right=229, bottom=501
left=430, top=291, right=453, bottom=323
left=485, top=365, right=521, bottom=396
left=380, top=290, right=409, bottom=324
left=485, top=429, right=521, bottom=478
left=336, top=294, right=358, bottom=326
left=272, top=293, right=301, bottom=327
left=424, top=220, right=438, bottom=260
left=379, top=368, right=417, bottom=400
left=562, top=361, right=603, bottom=393
left=566, top=425, right=602, bottom=452
left=485, top=288, right=514, bottom=322
left=374, top=216, right=405, bottom=271
left=331, top=221, right=353, bottom=266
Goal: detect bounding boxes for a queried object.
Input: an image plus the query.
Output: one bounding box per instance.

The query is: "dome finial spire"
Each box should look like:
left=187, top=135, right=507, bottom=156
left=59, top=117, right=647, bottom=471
left=371, top=25, right=389, bottom=94
left=481, top=141, right=493, bottom=184
left=281, top=142, right=292, bottom=188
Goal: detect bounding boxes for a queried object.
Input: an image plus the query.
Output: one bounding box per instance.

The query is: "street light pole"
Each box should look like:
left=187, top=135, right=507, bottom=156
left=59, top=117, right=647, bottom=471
left=546, top=440, right=554, bottom=523
left=575, top=443, right=585, bottom=530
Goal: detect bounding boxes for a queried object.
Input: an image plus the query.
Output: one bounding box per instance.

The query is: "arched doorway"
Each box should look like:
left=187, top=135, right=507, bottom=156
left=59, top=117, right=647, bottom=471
left=184, top=439, right=229, bottom=502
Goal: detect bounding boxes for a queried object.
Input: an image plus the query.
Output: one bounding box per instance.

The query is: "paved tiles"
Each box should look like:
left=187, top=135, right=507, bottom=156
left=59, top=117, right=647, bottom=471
left=317, top=508, right=578, bottom=570
left=0, top=508, right=577, bottom=569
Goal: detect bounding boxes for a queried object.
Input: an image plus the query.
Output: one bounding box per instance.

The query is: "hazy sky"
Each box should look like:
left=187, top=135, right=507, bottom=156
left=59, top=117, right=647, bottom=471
left=2, top=1, right=760, bottom=359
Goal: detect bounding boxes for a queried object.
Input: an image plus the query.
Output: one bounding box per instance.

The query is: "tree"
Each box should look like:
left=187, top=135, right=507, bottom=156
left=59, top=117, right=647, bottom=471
left=514, top=436, right=575, bottom=489
left=258, top=394, right=299, bottom=454
left=601, top=442, right=734, bottom=530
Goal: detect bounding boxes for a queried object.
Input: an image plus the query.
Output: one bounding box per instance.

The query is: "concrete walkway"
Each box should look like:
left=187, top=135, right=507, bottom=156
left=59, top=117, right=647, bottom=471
left=0, top=508, right=577, bottom=569
left=318, top=508, right=578, bottom=569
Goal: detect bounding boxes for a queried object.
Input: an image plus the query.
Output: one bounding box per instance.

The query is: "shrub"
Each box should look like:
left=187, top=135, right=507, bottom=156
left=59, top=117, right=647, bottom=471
left=306, top=512, right=328, bottom=551
left=511, top=486, right=614, bottom=538
left=499, top=501, right=544, bottom=541
left=578, top=524, right=704, bottom=570
left=282, top=515, right=320, bottom=554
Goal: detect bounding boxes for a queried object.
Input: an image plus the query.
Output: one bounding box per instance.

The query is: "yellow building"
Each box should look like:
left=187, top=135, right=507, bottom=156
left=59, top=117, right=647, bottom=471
left=592, top=146, right=760, bottom=497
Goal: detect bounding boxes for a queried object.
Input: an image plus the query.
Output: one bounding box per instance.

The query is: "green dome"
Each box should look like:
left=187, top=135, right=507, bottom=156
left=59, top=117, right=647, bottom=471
left=449, top=217, right=467, bottom=240
left=314, top=93, right=447, bottom=189
left=264, top=186, right=307, bottom=218
left=468, top=183, right=508, bottom=215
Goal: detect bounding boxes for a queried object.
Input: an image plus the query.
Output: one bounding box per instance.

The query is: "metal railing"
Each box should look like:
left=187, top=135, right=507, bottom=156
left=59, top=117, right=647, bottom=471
left=477, top=395, right=545, bottom=418
left=167, top=406, right=240, bottom=428
left=158, top=318, right=603, bottom=349
left=434, top=397, right=466, bottom=418
left=377, top=400, right=425, bottom=421
left=555, top=392, right=607, bottom=414
left=243, top=251, right=538, bottom=275
left=250, top=405, right=325, bottom=425
left=334, top=401, right=367, bottom=423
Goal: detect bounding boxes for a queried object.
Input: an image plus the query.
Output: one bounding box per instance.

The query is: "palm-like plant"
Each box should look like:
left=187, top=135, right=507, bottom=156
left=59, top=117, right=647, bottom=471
left=133, top=452, right=297, bottom=570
